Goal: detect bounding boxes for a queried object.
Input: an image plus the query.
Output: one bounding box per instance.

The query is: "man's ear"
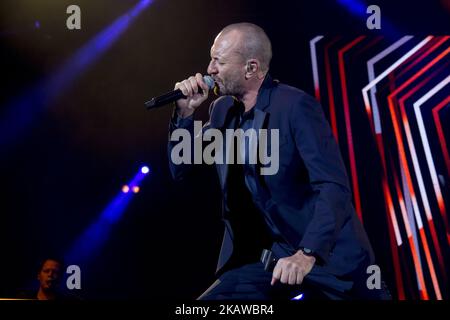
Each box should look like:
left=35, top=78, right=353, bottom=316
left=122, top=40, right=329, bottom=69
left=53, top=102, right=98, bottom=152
left=245, top=60, right=258, bottom=78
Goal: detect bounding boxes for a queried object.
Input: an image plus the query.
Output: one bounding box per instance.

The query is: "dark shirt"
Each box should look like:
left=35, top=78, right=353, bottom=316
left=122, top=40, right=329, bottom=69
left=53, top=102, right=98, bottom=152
left=223, top=101, right=273, bottom=267
left=172, top=101, right=274, bottom=267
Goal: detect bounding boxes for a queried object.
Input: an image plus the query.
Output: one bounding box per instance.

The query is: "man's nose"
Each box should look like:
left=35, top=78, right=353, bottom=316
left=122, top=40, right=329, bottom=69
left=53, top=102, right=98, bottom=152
left=207, top=61, right=217, bottom=75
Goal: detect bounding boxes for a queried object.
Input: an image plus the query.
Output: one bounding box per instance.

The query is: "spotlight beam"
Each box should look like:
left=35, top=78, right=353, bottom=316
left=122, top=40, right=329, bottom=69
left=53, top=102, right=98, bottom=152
left=65, top=164, right=151, bottom=264
left=0, top=0, right=153, bottom=152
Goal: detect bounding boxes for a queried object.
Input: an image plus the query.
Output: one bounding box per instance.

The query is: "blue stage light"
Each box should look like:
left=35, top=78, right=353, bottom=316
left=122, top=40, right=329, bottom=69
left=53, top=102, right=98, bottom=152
left=291, top=293, right=304, bottom=300
left=336, top=0, right=400, bottom=38
left=0, top=0, right=153, bottom=152
left=64, top=164, right=151, bottom=264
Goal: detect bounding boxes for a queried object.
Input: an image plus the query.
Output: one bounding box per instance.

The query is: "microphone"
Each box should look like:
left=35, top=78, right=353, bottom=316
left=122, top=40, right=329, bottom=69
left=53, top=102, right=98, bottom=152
left=145, top=75, right=215, bottom=110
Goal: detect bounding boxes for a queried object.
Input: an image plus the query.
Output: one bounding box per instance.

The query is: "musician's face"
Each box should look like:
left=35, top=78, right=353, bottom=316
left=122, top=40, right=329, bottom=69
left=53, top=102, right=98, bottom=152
left=207, top=30, right=247, bottom=97
left=37, top=259, right=61, bottom=291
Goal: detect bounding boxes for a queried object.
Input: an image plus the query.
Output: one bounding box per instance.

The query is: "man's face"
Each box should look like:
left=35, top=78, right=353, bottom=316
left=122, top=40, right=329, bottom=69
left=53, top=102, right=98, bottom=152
left=207, top=31, right=247, bottom=97
left=37, top=260, right=61, bottom=291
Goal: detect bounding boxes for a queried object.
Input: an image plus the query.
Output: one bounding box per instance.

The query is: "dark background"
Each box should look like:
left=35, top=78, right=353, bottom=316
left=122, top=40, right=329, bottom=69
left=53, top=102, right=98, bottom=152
left=0, top=0, right=449, bottom=299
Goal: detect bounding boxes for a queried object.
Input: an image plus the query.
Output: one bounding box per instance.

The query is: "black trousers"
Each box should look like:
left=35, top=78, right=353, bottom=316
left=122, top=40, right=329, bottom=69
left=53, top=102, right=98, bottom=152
left=199, top=262, right=338, bottom=300
left=198, top=262, right=391, bottom=300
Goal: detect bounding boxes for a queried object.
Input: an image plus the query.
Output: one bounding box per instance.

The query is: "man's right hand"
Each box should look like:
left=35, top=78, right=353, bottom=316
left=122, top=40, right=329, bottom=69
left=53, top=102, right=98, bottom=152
left=174, top=73, right=210, bottom=118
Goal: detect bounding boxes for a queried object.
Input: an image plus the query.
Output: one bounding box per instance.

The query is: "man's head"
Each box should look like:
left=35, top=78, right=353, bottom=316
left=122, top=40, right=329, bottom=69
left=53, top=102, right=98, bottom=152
left=207, top=23, right=272, bottom=97
left=37, top=258, right=62, bottom=292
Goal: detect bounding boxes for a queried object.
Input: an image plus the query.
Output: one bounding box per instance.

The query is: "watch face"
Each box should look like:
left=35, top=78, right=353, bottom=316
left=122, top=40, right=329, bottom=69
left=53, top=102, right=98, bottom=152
left=303, top=248, right=313, bottom=254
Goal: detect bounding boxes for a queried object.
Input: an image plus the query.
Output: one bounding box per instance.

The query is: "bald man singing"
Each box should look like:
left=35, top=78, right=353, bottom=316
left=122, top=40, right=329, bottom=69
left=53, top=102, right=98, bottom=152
left=167, top=23, right=390, bottom=300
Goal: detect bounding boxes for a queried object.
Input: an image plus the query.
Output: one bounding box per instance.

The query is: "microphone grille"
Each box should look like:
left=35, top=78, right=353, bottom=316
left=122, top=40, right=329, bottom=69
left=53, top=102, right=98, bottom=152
left=203, top=75, right=215, bottom=90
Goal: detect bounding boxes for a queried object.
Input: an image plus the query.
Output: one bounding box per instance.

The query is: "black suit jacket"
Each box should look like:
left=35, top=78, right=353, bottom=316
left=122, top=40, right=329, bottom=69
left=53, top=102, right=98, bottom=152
left=168, top=75, right=375, bottom=293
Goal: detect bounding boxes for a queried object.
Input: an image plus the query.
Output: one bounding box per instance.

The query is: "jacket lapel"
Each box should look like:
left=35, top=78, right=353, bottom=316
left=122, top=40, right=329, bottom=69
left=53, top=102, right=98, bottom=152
left=216, top=115, right=237, bottom=190
left=216, top=74, right=277, bottom=191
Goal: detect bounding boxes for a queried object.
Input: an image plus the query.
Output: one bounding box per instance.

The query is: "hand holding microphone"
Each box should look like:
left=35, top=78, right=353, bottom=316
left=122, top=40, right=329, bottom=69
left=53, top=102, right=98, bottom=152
left=145, top=73, right=215, bottom=119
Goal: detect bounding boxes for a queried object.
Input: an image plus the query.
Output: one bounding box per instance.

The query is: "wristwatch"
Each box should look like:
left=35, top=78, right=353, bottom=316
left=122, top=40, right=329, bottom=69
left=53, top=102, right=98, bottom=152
left=301, top=247, right=315, bottom=257
left=300, top=247, right=322, bottom=265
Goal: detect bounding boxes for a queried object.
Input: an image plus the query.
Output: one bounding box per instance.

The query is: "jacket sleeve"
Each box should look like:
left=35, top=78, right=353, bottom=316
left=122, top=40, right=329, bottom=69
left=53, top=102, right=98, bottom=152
left=167, top=103, right=215, bottom=181
left=167, top=108, right=194, bottom=181
left=290, top=93, right=353, bottom=264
